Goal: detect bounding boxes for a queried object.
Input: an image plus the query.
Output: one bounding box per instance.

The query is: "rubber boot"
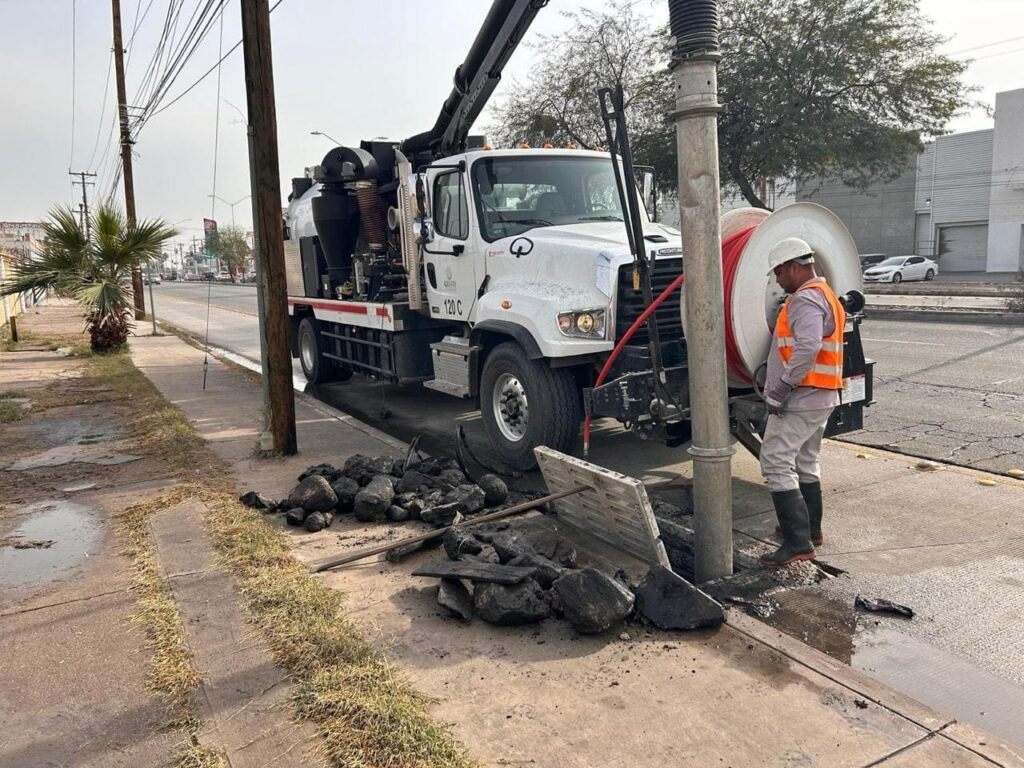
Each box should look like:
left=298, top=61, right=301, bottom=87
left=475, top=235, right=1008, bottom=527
left=761, top=489, right=815, bottom=567
left=775, top=481, right=824, bottom=545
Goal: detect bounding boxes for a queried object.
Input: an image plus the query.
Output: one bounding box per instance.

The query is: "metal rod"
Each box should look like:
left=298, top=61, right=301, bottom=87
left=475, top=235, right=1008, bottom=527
left=307, top=485, right=591, bottom=573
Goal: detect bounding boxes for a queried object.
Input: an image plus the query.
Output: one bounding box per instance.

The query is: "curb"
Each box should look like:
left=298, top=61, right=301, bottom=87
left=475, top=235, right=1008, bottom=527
left=866, top=308, right=1024, bottom=325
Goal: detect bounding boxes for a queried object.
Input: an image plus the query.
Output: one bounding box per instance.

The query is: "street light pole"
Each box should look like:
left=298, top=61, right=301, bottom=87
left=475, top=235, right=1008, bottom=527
left=208, top=194, right=251, bottom=228
left=310, top=130, right=343, bottom=145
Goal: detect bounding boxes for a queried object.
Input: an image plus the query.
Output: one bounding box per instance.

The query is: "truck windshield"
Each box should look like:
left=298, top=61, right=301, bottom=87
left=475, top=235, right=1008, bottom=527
left=471, top=155, right=634, bottom=242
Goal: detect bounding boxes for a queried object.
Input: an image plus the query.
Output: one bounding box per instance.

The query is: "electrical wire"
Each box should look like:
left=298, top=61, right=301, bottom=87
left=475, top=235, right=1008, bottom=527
left=149, top=0, right=288, bottom=120
left=68, top=0, right=77, bottom=172
left=209, top=6, right=224, bottom=222
left=87, top=52, right=115, bottom=171
left=946, top=34, right=1024, bottom=56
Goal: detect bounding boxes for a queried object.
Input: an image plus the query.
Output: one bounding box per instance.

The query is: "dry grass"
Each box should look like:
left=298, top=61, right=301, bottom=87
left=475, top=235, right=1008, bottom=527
left=0, top=388, right=27, bottom=399
left=0, top=400, right=23, bottom=423
left=79, top=343, right=474, bottom=767
left=118, top=489, right=203, bottom=731
left=175, top=743, right=230, bottom=768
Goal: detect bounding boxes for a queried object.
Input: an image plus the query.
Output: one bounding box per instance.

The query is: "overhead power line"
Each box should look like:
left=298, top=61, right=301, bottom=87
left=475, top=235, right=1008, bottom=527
left=946, top=34, right=1024, bottom=56
left=149, top=0, right=287, bottom=120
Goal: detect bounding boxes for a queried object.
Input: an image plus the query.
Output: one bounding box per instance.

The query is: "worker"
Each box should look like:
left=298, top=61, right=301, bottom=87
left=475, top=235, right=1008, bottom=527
left=760, top=237, right=845, bottom=567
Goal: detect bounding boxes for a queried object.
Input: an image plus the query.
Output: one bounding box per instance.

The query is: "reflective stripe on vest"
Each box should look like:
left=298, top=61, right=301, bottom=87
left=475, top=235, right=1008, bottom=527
left=774, top=278, right=846, bottom=390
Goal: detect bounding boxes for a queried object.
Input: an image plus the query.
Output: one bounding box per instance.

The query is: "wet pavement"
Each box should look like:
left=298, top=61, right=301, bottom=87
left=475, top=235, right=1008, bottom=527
left=0, top=499, right=104, bottom=601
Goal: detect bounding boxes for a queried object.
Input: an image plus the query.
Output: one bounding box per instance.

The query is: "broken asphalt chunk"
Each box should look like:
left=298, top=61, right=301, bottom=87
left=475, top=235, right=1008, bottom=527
left=633, top=565, right=725, bottom=631
left=437, top=578, right=474, bottom=621
left=286, top=475, right=337, bottom=513
left=553, top=568, right=635, bottom=634
left=343, top=454, right=395, bottom=485
left=478, top=474, right=509, bottom=506
left=443, top=527, right=485, bottom=560
left=855, top=595, right=914, bottom=619
left=412, top=559, right=537, bottom=585
left=238, top=490, right=277, bottom=512
left=284, top=507, right=307, bottom=527
left=330, top=476, right=360, bottom=513
left=304, top=510, right=333, bottom=532
left=474, top=580, right=551, bottom=626
left=353, top=475, right=395, bottom=522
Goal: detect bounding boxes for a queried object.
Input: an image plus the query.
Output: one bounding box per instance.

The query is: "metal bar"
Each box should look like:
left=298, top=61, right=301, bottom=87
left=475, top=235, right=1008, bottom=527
left=307, top=484, right=591, bottom=573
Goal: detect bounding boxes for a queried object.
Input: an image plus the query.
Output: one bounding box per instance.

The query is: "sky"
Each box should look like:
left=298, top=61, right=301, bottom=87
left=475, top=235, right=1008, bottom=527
left=1, top=0, right=1022, bottom=252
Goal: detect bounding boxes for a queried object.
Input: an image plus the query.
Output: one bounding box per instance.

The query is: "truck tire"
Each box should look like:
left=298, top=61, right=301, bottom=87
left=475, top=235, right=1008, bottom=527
left=298, top=317, right=338, bottom=384
left=480, top=342, right=582, bottom=471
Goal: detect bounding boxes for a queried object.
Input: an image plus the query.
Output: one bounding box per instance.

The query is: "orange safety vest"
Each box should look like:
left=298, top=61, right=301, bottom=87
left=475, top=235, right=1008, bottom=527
left=775, top=277, right=845, bottom=390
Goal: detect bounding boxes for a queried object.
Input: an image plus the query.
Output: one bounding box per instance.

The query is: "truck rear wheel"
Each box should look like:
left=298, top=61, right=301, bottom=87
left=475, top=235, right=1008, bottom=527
left=298, top=317, right=342, bottom=384
left=480, top=342, right=582, bottom=471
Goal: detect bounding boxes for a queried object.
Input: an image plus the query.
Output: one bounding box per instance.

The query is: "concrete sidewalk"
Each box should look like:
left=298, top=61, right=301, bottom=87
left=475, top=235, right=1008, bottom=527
left=131, top=330, right=1024, bottom=767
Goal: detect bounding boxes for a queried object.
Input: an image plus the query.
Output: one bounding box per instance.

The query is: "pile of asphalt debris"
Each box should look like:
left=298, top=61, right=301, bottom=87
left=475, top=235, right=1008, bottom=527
left=240, top=452, right=520, bottom=533
left=241, top=452, right=725, bottom=635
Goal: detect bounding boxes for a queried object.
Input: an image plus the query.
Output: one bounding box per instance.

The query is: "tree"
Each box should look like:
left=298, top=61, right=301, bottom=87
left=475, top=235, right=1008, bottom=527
left=718, top=0, right=974, bottom=207
left=488, top=0, right=677, bottom=191
left=1, top=205, right=176, bottom=350
left=211, top=225, right=252, bottom=282
left=488, top=0, right=974, bottom=208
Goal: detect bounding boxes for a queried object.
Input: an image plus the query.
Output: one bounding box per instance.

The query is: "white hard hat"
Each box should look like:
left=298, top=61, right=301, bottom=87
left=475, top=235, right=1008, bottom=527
left=766, top=237, right=815, bottom=274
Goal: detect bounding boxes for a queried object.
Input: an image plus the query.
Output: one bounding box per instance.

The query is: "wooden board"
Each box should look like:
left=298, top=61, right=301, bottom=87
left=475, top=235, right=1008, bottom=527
left=535, top=447, right=670, bottom=567
left=411, top=560, right=538, bottom=584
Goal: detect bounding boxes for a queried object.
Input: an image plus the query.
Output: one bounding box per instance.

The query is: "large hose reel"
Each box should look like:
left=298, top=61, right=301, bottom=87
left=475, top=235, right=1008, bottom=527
left=682, top=202, right=864, bottom=388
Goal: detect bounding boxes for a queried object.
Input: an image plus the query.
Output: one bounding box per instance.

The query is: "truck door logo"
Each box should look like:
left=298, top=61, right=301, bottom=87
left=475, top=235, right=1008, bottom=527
left=509, top=237, right=534, bottom=258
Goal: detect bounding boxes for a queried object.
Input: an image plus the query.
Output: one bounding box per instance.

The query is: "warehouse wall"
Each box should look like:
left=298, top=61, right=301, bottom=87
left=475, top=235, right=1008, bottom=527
left=796, top=160, right=917, bottom=257
left=987, top=88, right=1024, bottom=272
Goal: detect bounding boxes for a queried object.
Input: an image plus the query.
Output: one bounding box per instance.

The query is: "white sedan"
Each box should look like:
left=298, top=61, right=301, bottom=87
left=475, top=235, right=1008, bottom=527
left=862, top=255, right=938, bottom=284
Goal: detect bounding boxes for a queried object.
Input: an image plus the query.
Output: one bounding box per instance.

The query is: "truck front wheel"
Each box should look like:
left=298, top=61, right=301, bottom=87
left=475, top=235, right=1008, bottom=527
left=480, top=342, right=582, bottom=471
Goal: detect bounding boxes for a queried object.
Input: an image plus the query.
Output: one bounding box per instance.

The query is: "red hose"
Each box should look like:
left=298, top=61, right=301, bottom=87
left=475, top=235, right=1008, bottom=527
left=582, top=223, right=759, bottom=457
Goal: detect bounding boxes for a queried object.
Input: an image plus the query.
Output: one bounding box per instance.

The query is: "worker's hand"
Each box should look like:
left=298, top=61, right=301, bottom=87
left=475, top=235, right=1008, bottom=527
left=764, top=381, right=791, bottom=416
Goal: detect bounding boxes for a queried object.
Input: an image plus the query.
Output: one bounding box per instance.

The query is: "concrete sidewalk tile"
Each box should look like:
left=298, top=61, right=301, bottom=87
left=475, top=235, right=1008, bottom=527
left=873, top=732, right=1002, bottom=767
left=151, top=499, right=318, bottom=767
left=942, top=721, right=1024, bottom=766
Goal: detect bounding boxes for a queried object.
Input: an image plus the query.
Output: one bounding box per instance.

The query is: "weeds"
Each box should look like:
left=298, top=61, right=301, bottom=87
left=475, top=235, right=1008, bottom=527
left=1005, top=270, right=1024, bottom=314
left=0, top=400, right=23, bottom=423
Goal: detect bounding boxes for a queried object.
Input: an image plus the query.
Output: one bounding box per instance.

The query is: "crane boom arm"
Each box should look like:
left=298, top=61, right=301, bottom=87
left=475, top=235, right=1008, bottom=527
left=401, top=0, right=547, bottom=159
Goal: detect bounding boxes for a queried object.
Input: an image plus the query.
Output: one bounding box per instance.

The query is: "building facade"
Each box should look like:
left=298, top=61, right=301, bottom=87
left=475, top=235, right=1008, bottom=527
left=0, top=221, right=48, bottom=325
left=797, top=87, right=1024, bottom=273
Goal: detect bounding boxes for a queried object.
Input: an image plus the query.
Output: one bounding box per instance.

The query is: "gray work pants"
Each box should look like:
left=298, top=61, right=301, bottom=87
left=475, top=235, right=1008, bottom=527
left=759, top=408, right=834, bottom=492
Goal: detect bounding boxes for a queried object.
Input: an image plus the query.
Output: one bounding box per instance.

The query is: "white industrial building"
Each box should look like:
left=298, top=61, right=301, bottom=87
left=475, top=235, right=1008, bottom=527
left=800, top=87, right=1024, bottom=273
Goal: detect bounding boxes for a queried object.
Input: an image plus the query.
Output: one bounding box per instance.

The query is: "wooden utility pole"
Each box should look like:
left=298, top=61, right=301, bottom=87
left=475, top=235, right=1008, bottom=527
left=69, top=171, right=96, bottom=238
left=111, top=0, right=145, bottom=320
left=240, top=0, right=297, bottom=455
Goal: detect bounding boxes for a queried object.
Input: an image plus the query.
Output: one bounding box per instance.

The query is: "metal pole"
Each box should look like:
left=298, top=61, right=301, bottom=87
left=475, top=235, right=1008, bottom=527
left=669, top=1, right=734, bottom=582
left=147, top=263, right=158, bottom=335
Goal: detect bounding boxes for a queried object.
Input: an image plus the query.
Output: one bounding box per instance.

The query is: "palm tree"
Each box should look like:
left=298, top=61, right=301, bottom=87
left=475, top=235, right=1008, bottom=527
left=1, top=204, right=177, bottom=350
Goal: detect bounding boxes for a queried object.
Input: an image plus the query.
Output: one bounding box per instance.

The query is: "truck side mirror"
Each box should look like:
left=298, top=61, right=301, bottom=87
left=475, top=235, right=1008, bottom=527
left=415, top=172, right=433, bottom=242
left=642, top=171, right=656, bottom=222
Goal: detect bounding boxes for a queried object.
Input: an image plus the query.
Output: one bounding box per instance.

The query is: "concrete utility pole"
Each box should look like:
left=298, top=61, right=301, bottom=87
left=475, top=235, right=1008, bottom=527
left=69, top=171, right=96, bottom=237
left=668, top=0, right=734, bottom=582
left=240, top=0, right=297, bottom=455
left=111, top=0, right=145, bottom=320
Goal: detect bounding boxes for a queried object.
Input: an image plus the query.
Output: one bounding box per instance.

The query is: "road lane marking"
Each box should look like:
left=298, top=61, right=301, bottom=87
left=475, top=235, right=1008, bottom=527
left=862, top=338, right=942, bottom=346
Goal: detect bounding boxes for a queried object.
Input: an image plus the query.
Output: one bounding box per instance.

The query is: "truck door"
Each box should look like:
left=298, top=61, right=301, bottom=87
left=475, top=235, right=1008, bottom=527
left=424, top=167, right=478, bottom=322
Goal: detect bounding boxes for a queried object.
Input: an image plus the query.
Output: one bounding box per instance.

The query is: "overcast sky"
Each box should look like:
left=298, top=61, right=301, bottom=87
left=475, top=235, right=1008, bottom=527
left=1, top=0, right=1022, bottom=251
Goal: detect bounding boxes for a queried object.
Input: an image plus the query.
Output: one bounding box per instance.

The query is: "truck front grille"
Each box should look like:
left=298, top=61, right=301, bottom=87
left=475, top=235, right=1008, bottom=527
left=615, top=258, right=683, bottom=345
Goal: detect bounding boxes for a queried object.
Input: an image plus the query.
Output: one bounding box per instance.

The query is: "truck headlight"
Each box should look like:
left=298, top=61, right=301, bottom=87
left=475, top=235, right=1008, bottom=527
left=557, top=309, right=606, bottom=338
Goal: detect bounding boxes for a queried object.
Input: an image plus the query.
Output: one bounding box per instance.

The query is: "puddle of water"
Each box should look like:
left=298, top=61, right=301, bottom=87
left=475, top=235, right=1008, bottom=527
left=852, top=624, right=1024, bottom=749
left=0, top=500, right=104, bottom=601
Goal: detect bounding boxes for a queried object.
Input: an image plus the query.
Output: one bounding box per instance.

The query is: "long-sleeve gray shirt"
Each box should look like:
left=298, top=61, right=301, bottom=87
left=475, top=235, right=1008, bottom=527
left=766, top=279, right=841, bottom=412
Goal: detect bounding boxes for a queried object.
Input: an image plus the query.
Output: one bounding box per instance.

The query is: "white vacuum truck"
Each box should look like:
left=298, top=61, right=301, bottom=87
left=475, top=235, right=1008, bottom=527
left=284, top=0, right=873, bottom=470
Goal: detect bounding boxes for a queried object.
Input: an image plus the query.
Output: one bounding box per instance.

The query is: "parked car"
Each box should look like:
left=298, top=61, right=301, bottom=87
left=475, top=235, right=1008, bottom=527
left=862, top=255, right=938, bottom=284
left=859, top=253, right=887, bottom=268
left=143, top=275, right=161, bottom=285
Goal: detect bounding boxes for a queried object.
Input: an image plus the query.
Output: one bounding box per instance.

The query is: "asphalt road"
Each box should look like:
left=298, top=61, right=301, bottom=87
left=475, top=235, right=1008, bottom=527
left=150, top=282, right=1024, bottom=475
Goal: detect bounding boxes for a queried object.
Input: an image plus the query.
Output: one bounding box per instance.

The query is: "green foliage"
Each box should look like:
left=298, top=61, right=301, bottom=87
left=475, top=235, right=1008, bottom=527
left=209, top=225, right=251, bottom=281
left=1, top=204, right=176, bottom=350
left=488, top=0, right=975, bottom=207
left=719, top=0, right=975, bottom=207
